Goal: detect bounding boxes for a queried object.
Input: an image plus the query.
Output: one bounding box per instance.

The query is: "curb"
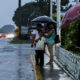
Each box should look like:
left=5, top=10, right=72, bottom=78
left=30, top=52, right=42, bottom=80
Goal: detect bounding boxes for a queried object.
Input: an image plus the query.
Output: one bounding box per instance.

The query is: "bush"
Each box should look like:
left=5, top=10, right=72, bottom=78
left=10, top=37, right=31, bottom=44
left=52, top=13, right=80, bottom=55
left=61, top=21, right=80, bottom=55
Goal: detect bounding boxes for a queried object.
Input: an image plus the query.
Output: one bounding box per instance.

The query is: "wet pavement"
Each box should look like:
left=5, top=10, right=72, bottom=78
left=31, top=46, right=73, bottom=80
left=0, top=38, right=35, bottom=80
left=0, top=38, right=73, bottom=80
left=41, top=54, right=73, bottom=80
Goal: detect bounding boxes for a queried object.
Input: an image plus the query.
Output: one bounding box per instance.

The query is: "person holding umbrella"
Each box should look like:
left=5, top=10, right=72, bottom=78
left=44, top=22, right=56, bottom=65
left=31, top=16, right=57, bottom=65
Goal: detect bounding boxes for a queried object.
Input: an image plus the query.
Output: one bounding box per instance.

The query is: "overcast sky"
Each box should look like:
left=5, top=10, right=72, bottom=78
left=0, top=0, right=34, bottom=28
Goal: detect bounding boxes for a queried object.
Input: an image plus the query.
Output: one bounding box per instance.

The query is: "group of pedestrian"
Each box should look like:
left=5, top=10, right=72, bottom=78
left=31, top=22, right=56, bottom=68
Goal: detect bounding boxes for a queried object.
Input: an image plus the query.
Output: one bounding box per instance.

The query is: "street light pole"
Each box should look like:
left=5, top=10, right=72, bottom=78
left=50, top=0, right=52, bottom=18
left=57, top=0, right=61, bottom=41
left=19, top=0, right=21, bottom=8
left=18, top=0, right=22, bottom=38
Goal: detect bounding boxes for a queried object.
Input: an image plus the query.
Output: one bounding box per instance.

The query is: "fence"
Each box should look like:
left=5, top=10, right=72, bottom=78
left=56, top=47, right=80, bottom=80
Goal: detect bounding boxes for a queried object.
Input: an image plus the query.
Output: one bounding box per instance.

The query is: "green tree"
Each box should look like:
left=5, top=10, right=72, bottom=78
left=13, top=1, right=53, bottom=27
left=36, top=0, right=50, bottom=16
left=35, top=0, right=56, bottom=15
left=61, top=21, right=80, bottom=55
left=61, top=0, right=69, bottom=6
left=13, top=2, right=42, bottom=27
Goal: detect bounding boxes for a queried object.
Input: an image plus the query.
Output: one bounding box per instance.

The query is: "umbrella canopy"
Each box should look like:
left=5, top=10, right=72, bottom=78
left=32, top=16, right=57, bottom=24
left=60, top=3, right=80, bottom=29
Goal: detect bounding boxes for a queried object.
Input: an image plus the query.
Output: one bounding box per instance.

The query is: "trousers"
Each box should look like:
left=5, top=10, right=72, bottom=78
left=47, top=43, right=54, bottom=62
left=35, top=50, right=44, bottom=67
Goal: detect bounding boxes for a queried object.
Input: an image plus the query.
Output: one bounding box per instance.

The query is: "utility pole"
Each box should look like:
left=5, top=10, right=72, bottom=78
left=50, top=0, right=53, bottom=18
left=19, top=0, right=21, bottom=8
left=57, top=0, right=61, bottom=42
left=18, top=0, right=22, bottom=38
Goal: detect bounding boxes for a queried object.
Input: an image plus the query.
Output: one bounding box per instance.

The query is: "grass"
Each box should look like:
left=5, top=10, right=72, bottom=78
left=10, top=38, right=31, bottom=44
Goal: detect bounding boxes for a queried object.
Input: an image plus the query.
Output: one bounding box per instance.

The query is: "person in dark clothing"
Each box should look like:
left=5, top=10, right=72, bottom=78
left=35, top=50, right=44, bottom=67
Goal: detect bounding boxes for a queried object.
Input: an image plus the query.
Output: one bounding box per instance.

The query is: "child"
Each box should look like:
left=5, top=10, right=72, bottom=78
left=35, top=30, right=45, bottom=68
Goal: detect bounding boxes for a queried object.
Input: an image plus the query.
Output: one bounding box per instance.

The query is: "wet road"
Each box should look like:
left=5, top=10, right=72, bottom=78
left=0, top=38, right=35, bottom=80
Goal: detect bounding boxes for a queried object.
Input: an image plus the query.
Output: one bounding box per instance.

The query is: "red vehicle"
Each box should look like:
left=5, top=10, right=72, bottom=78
left=0, top=34, right=6, bottom=38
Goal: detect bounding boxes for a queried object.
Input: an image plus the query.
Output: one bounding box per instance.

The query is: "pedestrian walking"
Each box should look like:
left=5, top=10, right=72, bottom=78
left=44, top=22, right=56, bottom=65
left=35, top=30, right=45, bottom=68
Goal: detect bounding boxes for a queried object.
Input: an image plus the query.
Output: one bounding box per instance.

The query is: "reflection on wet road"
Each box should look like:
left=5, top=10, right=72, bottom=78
left=0, top=38, right=35, bottom=80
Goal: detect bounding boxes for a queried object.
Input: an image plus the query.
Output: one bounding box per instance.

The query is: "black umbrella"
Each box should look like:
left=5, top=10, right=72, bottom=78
left=32, top=16, right=57, bottom=24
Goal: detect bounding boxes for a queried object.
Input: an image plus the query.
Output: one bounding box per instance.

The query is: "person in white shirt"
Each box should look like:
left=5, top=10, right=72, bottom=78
left=31, top=24, right=42, bottom=47
left=35, top=30, right=46, bottom=68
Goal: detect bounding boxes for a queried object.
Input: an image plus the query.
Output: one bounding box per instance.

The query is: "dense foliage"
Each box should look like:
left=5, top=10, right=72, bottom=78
left=36, top=0, right=69, bottom=6
left=13, top=2, right=50, bottom=27
left=13, top=2, right=40, bottom=27
left=52, top=13, right=80, bottom=55
left=61, top=0, right=69, bottom=6
left=13, top=0, right=57, bottom=27
left=61, top=21, right=80, bottom=55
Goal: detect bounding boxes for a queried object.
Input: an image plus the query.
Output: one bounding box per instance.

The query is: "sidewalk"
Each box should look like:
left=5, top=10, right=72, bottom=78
left=31, top=52, right=73, bottom=80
